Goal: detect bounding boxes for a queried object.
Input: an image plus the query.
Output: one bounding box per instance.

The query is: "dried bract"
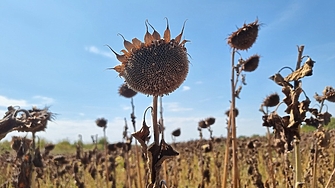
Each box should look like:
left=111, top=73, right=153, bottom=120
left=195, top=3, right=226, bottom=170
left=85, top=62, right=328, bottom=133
left=227, top=19, right=260, bottom=50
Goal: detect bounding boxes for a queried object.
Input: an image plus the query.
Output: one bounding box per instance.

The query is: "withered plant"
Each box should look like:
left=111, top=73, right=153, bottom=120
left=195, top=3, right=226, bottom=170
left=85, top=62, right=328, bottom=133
left=223, top=19, right=261, bottom=188
left=259, top=45, right=335, bottom=188
left=108, top=18, right=189, bottom=187
left=0, top=106, right=53, bottom=187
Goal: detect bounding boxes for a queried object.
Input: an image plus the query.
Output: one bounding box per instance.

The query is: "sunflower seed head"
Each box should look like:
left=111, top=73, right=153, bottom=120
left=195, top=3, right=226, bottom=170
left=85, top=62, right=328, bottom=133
left=227, top=19, right=260, bottom=50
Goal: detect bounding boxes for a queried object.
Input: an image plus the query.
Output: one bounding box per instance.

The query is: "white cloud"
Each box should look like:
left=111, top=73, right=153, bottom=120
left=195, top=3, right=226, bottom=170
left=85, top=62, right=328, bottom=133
left=182, top=86, right=190, bottom=91
left=164, top=102, right=192, bottom=112
left=0, top=95, right=29, bottom=108
left=33, top=95, right=55, bottom=105
left=195, top=81, right=203, bottom=84
left=85, top=45, right=114, bottom=58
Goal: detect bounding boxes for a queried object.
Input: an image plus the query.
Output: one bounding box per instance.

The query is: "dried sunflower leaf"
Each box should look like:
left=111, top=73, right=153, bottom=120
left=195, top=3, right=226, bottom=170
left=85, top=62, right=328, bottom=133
left=132, top=120, right=150, bottom=151
left=284, top=57, right=315, bottom=82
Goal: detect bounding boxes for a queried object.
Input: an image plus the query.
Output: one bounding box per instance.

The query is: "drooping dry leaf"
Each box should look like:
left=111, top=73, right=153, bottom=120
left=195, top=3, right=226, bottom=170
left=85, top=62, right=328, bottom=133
left=269, top=73, right=293, bottom=88
left=132, top=120, right=150, bottom=151
left=284, top=57, right=315, bottom=82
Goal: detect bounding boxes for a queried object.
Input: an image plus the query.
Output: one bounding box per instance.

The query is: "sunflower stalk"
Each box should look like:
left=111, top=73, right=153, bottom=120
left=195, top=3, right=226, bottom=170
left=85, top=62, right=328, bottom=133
left=294, top=45, right=304, bottom=188
left=130, top=98, right=144, bottom=188
left=230, top=48, right=240, bottom=188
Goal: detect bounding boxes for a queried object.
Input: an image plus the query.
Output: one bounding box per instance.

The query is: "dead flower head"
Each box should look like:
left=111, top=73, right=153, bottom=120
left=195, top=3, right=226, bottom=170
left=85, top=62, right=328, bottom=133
left=172, top=128, right=181, bottom=137
left=198, top=117, right=216, bottom=129
left=109, top=19, right=189, bottom=96
left=262, top=93, right=280, bottom=107
left=95, top=118, right=107, bottom=128
left=228, top=19, right=260, bottom=50
left=118, top=83, right=137, bottom=98
left=241, top=54, right=260, bottom=72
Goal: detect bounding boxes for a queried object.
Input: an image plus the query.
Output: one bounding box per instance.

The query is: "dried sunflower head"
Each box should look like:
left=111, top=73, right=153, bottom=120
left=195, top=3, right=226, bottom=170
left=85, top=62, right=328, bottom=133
left=242, top=54, right=260, bottom=72
left=227, top=19, right=260, bottom=50
left=109, top=19, right=189, bottom=96
left=172, top=128, right=181, bottom=137
left=95, top=118, right=107, bottom=128
left=118, top=83, right=137, bottom=98
left=262, top=93, right=280, bottom=107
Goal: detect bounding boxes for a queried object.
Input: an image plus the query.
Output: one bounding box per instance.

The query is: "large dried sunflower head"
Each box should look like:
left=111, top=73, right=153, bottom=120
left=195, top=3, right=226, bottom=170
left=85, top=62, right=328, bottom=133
left=118, top=83, right=137, bottom=98
left=109, top=19, right=189, bottom=96
left=227, top=19, right=260, bottom=50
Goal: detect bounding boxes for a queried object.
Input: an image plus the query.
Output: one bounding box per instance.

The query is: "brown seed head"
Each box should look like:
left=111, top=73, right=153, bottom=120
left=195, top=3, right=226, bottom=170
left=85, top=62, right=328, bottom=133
left=109, top=20, right=189, bottom=96
left=205, top=117, right=216, bottom=126
left=95, top=118, right=107, bottom=128
left=263, top=93, right=280, bottom=107
left=228, top=19, right=260, bottom=50
left=172, top=128, right=181, bottom=137
left=118, top=83, right=137, bottom=98
left=225, top=108, right=239, bottom=117
left=242, top=54, right=260, bottom=72
left=198, top=120, right=208, bottom=129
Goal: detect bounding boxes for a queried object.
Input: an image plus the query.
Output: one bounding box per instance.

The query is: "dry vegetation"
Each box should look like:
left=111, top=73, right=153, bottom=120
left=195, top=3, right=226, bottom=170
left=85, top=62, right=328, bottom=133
left=1, top=18, right=335, bottom=188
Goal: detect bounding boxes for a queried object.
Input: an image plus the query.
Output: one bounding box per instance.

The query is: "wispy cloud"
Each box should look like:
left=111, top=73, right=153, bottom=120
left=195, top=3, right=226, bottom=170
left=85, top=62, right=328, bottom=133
left=182, top=86, right=190, bottom=91
left=0, top=95, right=55, bottom=109
left=0, top=95, right=29, bottom=108
left=195, top=81, right=203, bottom=84
left=266, top=2, right=304, bottom=31
left=33, top=95, right=55, bottom=105
left=164, top=102, right=192, bottom=112
left=85, top=46, right=113, bottom=58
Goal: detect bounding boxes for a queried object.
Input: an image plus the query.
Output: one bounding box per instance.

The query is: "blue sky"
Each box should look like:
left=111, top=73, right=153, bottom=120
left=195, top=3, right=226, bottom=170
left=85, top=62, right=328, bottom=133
left=1, top=1, right=334, bottom=144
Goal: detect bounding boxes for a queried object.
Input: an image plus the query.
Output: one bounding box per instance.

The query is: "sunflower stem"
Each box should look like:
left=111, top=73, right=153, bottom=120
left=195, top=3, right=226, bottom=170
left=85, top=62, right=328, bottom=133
left=294, top=45, right=304, bottom=188
left=231, top=48, right=239, bottom=188
left=152, top=95, right=159, bottom=146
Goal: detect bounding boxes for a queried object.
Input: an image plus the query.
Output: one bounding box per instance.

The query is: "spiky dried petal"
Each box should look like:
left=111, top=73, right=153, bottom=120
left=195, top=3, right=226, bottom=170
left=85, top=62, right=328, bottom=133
left=227, top=19, right=260, bottom=50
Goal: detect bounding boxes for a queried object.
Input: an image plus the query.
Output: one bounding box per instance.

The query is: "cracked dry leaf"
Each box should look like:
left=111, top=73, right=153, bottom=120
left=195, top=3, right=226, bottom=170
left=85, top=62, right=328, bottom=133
left=269, top=73, right=293, bottom=88
left=235, top=85, right=242, bottom=99
left=298, top=98, right=311, bottom=120
left=147, top=138, right=179, bottom=185
left=323, top=86, right=335, bottom=102
left=318, top=111, right=332, bottom=125
left=315, top=130, right=330, bottom=148
left=156, top=138, right=179, bottom=167
left=132, top=120, right=150, bottom=151
left=284, top=57, right=315, bottom=82
left=284, top=87, right=302, bottom=114
left=314, top=93, right=325, bottom=103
